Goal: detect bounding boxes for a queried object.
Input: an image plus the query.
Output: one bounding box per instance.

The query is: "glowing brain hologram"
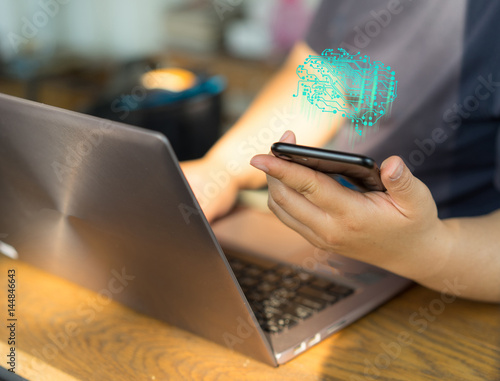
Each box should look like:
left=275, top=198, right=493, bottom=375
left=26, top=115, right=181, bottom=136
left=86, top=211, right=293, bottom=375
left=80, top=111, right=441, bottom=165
left=294, top=48, right=397, bottom=136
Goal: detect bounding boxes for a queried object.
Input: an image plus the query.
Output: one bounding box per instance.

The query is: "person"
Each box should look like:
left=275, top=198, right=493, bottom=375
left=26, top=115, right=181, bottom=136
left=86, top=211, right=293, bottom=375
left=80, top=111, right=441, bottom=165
left=182, top=0, right=500, bottom=303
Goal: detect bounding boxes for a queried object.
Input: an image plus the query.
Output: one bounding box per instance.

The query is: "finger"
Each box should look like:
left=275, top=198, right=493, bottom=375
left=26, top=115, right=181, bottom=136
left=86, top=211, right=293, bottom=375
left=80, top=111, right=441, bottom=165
left=266, top=173, right=328, bottom=230
left=267, top=193, right=327, bottom=249
left=251, top=154, right=357, bottom=211
left=268, top=130, right=296, bottom=154
left=278, top=130, right=297, bottom=145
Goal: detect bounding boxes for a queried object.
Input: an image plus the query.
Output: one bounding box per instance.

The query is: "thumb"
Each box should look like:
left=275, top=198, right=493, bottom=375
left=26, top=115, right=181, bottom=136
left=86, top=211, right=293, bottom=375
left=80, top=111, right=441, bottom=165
left=267, top=130, right=296, bottom=154
left=380, top=156, right=428, bottom=210
left=278, top=130, right=297, bottom=144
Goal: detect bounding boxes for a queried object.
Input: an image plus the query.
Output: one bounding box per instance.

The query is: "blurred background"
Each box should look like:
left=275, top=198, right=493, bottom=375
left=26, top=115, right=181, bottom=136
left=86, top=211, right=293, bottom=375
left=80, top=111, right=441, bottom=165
left=0, top=0, right=320, bottom=160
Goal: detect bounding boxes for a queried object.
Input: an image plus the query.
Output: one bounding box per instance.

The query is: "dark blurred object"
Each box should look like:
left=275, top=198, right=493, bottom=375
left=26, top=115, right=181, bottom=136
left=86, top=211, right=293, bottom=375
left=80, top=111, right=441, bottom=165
left=1, top=41, right=56, bottom=101
left=0, top=50, right=109, bottom=111
left=87, top=66, right=225, bottom=161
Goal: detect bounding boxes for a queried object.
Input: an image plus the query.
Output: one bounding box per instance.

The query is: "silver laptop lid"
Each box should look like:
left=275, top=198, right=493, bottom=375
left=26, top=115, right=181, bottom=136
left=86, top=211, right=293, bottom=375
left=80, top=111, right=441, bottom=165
left=0, top=93, right=276, bottom=365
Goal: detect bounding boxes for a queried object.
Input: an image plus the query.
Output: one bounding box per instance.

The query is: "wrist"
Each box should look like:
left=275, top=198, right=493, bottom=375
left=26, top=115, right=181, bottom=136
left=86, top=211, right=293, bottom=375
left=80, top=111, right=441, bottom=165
left=415, top=217, right=459, bottom=282
left=203, top=151, right=267, bottom=191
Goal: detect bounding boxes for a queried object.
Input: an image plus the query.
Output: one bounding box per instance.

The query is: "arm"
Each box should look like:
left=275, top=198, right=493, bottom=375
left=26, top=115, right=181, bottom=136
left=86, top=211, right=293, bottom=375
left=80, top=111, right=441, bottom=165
left=250, top=131, right=500, bottom=303
left=424, top=210, right=500, bottom=302
left=182, top=42, right=343, bottom=220
left=205, top=41, right=343, bottom=189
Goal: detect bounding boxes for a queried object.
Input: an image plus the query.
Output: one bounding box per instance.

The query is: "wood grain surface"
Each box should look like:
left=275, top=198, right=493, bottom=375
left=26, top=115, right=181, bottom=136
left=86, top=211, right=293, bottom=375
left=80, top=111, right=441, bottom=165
left=0, top=258, right=498, bottom=381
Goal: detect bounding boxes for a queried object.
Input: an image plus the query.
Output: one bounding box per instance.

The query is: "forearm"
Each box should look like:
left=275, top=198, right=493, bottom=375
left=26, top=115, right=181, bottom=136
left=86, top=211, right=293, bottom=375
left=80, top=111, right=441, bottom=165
left=415, top=209, right=500, bottom=302
left=205, top=41, right=343, bottom=190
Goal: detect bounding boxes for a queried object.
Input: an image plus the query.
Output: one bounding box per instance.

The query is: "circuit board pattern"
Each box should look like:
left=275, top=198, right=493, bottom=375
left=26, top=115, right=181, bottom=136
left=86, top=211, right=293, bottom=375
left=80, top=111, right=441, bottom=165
left=294, top=48, right=397, bottom=136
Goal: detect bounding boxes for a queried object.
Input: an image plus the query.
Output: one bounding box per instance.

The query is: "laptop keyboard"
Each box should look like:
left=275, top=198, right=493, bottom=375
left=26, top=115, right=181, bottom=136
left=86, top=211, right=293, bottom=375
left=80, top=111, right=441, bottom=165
left=227, top=256, right=354, bottom=334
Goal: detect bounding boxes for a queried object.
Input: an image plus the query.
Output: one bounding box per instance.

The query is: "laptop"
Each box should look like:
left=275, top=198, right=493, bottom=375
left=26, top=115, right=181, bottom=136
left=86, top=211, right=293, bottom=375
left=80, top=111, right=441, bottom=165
left=0, top=93, right=411, bottom=366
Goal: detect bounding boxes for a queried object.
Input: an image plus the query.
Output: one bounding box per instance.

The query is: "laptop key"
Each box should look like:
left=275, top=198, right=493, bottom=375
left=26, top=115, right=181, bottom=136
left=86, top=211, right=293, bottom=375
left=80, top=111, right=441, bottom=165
left=296, top=271, right=314, bottom=282
left=282, top=303, right=314, bottom=320
left=271, top=287, right=296, bottom=300
left=228, top=258, right=246, bottom=272
left=279, top=313, right=300, bottom=329
left=258, top=281, right=275, bottom=293
left=263, top=305, right=281, bottom=318
left=280, top=276, right=301, bottom=290
left=239, top=277, right=258, bottom=288
left=293, top=295, right=326, bottom=312
left=310, top=278, right=333, bottom=290
left=264, top=296, right=284, bottom=308
left=262, top=272, right=281, bottom=283
left=265, top=321, right=283, bottom=333
left=297, top=285, right=338, bottom=304
left=295, top=305, right=313, bottom=319
left=245, top=266, right=262, bottom=278
left=246, top=291, right=265, bottom=302
left=275, top=266, right=296, bottom=277
left=329, top=284, right=354, bottom=297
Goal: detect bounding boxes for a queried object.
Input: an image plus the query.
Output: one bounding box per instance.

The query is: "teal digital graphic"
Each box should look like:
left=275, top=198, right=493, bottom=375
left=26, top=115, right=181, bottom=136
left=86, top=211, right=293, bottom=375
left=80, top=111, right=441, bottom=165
left=294, top=48, right=397, bottom=136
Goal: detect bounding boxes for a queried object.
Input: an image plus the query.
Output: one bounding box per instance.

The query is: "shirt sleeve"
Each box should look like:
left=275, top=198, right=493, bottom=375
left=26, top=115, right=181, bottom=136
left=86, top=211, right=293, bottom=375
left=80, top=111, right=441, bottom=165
left=495, top=128, right=500, bottom=191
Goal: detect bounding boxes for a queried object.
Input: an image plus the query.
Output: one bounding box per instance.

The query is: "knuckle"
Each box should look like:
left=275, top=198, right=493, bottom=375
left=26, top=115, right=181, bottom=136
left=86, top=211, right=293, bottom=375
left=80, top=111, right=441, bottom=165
left=341, top=216, right=361, bottom=233
left=395, top=173, right=413, bottom=194
left=317, top=234, right=340, bottom=253
left=297, top=171, right=320, bottom=196
left=269, top=186, right=288, bottom=207
left=324, top=229, right=340, bottom=247
left=267, top=196, right=278, bottom=212
left=321, top=217, right=356, bottom=251
left=272, top=167, right=287, bottom=182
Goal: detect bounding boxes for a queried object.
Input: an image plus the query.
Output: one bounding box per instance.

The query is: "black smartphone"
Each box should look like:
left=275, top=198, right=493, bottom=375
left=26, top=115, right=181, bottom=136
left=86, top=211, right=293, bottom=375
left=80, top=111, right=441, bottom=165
left=271, top=142, right=386, bottom=192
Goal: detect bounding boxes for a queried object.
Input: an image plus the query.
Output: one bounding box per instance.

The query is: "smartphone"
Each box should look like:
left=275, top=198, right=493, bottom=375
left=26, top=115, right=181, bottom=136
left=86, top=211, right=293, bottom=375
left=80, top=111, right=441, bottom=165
left=271, top=142, right=386, bottom=192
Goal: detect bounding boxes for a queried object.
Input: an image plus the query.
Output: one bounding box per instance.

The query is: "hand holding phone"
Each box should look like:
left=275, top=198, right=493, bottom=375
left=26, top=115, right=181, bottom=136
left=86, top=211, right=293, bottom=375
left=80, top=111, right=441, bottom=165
left=271, top=142, right=386, bottom=192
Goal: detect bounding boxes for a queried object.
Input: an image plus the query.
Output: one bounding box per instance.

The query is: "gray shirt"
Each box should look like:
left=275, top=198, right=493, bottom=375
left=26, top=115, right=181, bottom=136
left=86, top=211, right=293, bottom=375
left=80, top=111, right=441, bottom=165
left=306, top=0, right=500, bottom=218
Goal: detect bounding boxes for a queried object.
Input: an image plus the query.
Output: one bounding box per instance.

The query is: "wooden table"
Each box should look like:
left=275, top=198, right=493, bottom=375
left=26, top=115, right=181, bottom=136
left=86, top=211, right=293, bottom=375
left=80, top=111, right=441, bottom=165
left=0, top=257, right=498, bottom=381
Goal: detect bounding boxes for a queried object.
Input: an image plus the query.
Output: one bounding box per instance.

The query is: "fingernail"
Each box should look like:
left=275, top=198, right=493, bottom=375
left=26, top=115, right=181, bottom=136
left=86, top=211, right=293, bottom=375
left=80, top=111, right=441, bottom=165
left=279, top=130, right=291, bottom=142
left=250, top=159, right=269, bottom=173
left=389, top=162, right=404, bottom=180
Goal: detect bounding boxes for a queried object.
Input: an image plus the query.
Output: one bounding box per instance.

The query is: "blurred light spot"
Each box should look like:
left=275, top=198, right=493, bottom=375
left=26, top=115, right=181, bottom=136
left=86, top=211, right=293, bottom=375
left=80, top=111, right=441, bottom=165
left=0, top=241, right=18, bottom=259
left=141, top=68, right=197, bottom=92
